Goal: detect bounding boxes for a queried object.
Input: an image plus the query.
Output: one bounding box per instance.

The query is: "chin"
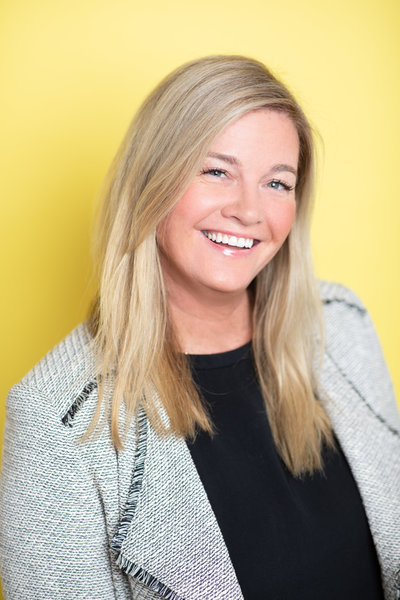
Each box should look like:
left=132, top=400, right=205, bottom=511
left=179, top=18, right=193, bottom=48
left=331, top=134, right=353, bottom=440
left=201, top=279, right=253, bottom=296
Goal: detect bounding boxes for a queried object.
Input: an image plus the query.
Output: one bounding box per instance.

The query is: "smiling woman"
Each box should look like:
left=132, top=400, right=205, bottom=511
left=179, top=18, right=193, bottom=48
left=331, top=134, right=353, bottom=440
left=157, top=110, right=298, bottom=353
left=0, top=56, right=399, bottom=600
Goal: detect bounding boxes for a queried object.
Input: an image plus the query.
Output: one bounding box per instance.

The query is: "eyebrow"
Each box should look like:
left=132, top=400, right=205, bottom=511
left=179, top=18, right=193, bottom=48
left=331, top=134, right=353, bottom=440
left=207, top=152, right=241, bottom=166
left=206, top=152, right=297, bottom=177
left=271, top=163, right=298, bottom=177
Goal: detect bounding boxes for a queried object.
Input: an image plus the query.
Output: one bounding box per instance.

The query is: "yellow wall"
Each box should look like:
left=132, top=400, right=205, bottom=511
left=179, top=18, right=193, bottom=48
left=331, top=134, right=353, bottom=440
left=1, top=0, right=399, bottom=594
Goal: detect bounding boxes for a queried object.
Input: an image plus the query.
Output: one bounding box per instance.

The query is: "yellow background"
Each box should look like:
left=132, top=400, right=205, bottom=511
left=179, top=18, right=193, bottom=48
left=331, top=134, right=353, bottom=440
left=0, top=0, right=399, bottom=593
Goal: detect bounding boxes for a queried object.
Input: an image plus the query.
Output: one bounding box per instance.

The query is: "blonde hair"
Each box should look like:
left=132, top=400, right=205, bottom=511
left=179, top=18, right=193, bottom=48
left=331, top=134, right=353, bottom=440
left=87, top=55, right=332, bottom=476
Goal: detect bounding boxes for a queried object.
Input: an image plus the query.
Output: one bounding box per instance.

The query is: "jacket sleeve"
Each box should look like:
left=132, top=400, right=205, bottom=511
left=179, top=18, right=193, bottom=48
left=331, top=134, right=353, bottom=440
left=0, top=382, right=129, bottom=600
left=322, top=284, right=400, bottom=599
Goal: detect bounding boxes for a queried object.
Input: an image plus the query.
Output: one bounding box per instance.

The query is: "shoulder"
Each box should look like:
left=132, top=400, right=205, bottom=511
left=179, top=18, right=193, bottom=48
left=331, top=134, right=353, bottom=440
left=319, top=280, right=366, bottom=313
left=318, top=280, right=375, bottom=369
left=3, top=324, right=125, bottom=493
left=0, top=327, right=126, bottom=599
left=318, top=280, right=380, bottom=356
left=318, top=279, right=382, bottom=366
left=318, top=280, right=399, bottom=428
left=7, top=323, right=98, bottom=427
left=319, top=280, right=372, bottom=355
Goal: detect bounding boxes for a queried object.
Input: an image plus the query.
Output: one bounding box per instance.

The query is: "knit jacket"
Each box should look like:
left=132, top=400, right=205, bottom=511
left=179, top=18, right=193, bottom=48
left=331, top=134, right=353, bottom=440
left=1, top=281, right=399, bottom=599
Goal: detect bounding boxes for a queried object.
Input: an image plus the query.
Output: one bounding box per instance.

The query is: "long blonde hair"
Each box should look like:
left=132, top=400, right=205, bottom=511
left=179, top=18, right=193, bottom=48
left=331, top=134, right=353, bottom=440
left=87, top=55, right=332, bottom=476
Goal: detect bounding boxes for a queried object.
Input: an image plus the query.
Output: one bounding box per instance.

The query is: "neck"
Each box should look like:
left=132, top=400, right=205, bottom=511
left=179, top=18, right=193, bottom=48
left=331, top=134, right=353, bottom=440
left=166, top=287, right=253, bottom=355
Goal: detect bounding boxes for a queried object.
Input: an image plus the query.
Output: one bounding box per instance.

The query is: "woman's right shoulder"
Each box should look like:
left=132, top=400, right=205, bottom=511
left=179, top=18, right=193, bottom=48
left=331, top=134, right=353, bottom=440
left=7, top=323, right=98, bottom=429
left=1, top=325, right=134, bottom=599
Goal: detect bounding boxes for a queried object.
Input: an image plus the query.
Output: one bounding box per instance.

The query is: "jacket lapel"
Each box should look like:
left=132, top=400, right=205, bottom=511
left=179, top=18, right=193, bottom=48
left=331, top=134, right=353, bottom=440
left=110, top=327, right=400, bottom=599
left=112, top=409, right=243, bottom=600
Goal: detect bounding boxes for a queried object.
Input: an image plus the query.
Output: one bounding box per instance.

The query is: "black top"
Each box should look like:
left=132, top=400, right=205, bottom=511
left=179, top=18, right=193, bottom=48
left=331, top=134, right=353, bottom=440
left=187, top=342, right=383, bottom=600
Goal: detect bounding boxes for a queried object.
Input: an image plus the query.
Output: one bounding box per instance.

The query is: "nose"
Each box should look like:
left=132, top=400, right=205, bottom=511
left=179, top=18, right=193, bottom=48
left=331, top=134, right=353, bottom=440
left=220, top=182, right=263, bottom=225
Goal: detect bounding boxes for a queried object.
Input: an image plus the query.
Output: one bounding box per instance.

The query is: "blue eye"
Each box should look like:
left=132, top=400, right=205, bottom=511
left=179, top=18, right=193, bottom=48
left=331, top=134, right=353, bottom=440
left=269, top=179, right=294, bottom=192
left=201, top=168, right=227, bottom=178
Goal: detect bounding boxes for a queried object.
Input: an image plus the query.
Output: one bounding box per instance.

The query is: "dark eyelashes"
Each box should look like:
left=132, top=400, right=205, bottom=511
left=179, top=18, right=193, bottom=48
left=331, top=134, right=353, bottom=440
left=200, top=168, right=295, bottom=191
left=200, top=168, right=227, bottom=177
left=270, top=179, right=295, bottom=192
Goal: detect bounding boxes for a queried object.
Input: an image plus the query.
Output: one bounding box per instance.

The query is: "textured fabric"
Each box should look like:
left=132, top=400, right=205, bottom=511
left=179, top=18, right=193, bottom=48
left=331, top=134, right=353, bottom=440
left=0, top=281, right=399, bottom=599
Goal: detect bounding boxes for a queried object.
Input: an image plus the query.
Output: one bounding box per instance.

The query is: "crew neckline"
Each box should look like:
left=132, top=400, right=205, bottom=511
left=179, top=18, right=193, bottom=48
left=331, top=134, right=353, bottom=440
left=188, top=341, right=252, bottom=370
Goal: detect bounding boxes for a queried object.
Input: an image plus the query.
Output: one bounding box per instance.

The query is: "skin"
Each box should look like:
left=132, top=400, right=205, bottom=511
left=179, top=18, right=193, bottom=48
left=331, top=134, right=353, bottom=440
left=157, top=109, right=299, bottom=354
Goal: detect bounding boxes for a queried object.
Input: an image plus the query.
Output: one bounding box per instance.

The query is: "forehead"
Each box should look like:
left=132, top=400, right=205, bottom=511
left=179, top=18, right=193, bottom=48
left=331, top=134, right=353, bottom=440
left=207, top=109, right=299, bottom=164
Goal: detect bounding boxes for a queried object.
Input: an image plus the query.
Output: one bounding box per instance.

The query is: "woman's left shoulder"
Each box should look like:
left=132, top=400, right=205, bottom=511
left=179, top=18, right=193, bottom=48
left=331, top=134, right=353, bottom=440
left=319, top=280, right=383, bottom=350
left=319, top=280, right=384, bottom=364
left=319, top=279, right=367, bottom=315
left=318, top=280, right=399, bottom=428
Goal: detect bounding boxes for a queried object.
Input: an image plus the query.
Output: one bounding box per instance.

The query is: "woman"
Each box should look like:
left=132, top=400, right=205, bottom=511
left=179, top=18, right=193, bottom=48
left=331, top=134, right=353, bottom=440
left=0, top=55, right=399, bottom=599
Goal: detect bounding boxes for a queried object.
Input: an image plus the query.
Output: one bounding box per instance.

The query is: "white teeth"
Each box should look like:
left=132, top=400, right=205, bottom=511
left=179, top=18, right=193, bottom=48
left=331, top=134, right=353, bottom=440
left=204, top=231, right=255, bottom=249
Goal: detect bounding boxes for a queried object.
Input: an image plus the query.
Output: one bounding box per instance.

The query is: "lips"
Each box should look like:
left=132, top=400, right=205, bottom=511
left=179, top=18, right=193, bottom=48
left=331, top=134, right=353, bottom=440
left=202, top=230, right=256, bottom=249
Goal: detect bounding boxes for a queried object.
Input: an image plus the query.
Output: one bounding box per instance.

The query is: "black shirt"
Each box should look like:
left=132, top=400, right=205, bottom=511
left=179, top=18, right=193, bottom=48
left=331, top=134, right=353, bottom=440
left=187, top=342, right=383, bottom=600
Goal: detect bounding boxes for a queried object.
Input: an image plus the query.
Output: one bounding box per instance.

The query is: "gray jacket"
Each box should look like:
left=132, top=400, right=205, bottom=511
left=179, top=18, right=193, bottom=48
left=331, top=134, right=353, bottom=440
left=1, top=281, right=399, bottom=599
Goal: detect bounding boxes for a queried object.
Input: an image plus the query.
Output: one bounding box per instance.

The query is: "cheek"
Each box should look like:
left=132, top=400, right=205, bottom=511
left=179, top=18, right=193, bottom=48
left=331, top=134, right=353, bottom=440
left=157, top=189, right=202, bottom=240
left=268, top=200, right=297, bottom=239
left=156, top=203, right=187, bottom=250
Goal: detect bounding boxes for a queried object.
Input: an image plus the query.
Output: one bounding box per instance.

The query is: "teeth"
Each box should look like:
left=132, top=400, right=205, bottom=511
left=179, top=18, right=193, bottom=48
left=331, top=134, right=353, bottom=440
left=204, top=231, right=254, bottom=249
left=228, top=236, right=237, bottom=246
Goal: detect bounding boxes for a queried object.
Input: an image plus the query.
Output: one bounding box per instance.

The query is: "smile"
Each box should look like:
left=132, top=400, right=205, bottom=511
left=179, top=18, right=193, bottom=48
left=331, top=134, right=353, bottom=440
left=202, top=231, right=256, bottom=249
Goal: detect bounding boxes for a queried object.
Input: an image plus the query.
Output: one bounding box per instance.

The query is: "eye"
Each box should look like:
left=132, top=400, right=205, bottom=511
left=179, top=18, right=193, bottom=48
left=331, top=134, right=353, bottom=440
left=201, top=168, right=228, bottom=178
left=268, top=179, right=295, bottom=192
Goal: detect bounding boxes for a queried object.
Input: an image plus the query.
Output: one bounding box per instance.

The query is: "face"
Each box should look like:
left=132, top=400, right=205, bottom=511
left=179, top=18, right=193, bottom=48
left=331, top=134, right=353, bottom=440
left=157, top=109, right=299, bottom=303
